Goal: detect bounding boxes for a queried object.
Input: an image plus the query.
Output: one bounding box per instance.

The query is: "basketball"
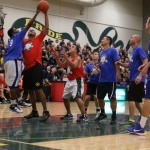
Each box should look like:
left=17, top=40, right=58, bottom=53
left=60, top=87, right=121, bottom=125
left=37, top=0, right=49, bottom=13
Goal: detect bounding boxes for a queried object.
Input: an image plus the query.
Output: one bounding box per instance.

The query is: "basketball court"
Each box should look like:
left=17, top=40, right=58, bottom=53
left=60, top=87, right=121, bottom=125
left=0, top=102, right=149, bottom=150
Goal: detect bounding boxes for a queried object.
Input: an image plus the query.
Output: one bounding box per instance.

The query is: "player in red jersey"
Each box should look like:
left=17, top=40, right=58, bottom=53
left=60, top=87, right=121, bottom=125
left=52, top=44, right=88, bottom=122
left=22, top=10, right=50, bottom=122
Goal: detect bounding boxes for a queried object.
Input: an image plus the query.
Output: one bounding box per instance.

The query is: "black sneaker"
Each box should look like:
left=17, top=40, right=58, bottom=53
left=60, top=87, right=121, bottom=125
left=39, top=111, right=50, bottom=122
left=18, top=100, right=32, bottom=108
left=76, top=114, right=88, bottom=122
left=9, top=104, right=23, bottom=113
left=23, top=99, right=31, bottom=104
left=6, top=99, right=11, bottom=104
left=0, top=97, right=3, bottom=104
left=24, top=110, right=39, bottom=119
left=94, top=113, right=107, bottom=121
left=110, top=115, right=117, bottom=125
left=60, top=114, right=73, bottom=120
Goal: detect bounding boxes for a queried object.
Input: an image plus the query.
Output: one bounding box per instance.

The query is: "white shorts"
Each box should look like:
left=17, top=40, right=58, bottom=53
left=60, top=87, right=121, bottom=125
left=4, top=60, right=24, bottom=88
left=63, top=78, right=84, bottom=100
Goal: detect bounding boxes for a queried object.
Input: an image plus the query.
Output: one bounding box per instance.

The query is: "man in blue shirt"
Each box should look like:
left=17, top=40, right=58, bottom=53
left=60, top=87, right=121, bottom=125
left=127, top=18, right=150, bottom=135
left=84, top=50, right=100, bottom=118
left=116, top=35, right=147, bottom=123
left=4, top=9, right=40, bottom=113
left=96, top=36, right=121, bottom=124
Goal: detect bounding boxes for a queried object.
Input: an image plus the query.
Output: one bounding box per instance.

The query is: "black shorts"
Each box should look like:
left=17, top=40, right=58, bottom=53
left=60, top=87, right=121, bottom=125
left=23, top=62, right=43, bottom=90
left=97, top=82, right=116, bottom=100
left=86, top=82, right=98, bottom=96
left=128, top=81, right=144, bottom=102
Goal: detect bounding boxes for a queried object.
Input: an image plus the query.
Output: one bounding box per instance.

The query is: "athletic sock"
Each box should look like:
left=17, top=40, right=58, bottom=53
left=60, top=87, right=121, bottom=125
left=140, top=116, right=147, bottom=128
left=96, top=107, right=100, bottom=112
left=112, top=111, right=116, bottom=116
left=10, top=99, right=17, bottom=105
left=18, top=97, right=22, bottom=102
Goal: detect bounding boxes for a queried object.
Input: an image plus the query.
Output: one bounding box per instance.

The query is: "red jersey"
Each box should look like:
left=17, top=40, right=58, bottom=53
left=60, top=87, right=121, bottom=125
left=0, top=80, right=5, bottom=88
left=0, top=28, right=4, bottom=37
left=67, top=57, right=84, bottom=80
left=0, top=75, right=6, bottom=88
left=23, top=32, right=45, bottom=70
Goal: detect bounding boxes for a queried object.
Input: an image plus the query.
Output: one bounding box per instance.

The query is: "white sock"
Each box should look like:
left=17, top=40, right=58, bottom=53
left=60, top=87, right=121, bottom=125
left=18, top=97, right=22, bottom=102
left=140, top=116, right=147, bottom=128
left=96, top=107, right=100, bottom=111
left=11, top=99, right=17, bottom=105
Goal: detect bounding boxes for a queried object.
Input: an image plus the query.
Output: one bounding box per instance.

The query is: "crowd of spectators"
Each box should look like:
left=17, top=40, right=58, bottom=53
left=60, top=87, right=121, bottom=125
left=41, top=39, right=130, bottom=84
left=0, top=37, right=131, bottom=102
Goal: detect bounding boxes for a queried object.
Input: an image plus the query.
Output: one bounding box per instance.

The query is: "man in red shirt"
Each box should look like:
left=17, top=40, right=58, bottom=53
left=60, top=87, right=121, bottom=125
left=23, top=10, right=50, bottom=122
left=52, top=44, right=88, bottom=122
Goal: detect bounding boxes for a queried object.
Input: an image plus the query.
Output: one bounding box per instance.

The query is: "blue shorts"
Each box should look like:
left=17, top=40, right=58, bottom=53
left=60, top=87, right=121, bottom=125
left=145, top=80, right=150, bottom=99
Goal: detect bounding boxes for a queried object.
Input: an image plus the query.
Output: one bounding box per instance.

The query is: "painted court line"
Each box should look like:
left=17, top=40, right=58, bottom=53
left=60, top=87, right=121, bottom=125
left=0, top=138, right=31, bottom=145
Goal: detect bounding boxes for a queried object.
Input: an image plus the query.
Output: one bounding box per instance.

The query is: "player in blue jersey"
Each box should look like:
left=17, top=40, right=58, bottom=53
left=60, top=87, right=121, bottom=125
left=127, top=17, right=150, bottom=135
left=116, top=35, right=147, bottom=123
left=84, top=50, right=100, bottom=118
left=4, top=9, right=40, bottom=113
left=96, top=36, right=121, bottom=124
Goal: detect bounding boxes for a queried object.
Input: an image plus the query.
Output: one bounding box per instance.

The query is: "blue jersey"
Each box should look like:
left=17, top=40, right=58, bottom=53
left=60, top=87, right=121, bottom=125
left=129, top=45, right=147, bottom=82
left=147, top=41, right=150, bottom=79
left=4, top=28, right=26, bottom=63
left=99, top=47, right=119, bottom=82
left=84, top=62, right=100, bottom=83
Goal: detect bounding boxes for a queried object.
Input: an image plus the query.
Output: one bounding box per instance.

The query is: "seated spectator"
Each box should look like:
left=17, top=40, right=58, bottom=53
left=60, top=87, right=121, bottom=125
left=43, top=66, right=51, bottom=101
left=42, top=60, right=49, bottom=79
left=0, top=73, right=10, bottom=103
left=42, top=47, right=49, bottom=63
left=60, top=39, right=65, bottom=47
left=48, top=53, right=57, bottom=67
left=48, top=38, right=53, bottom=46
left=119, top=78, right=128, bottom=87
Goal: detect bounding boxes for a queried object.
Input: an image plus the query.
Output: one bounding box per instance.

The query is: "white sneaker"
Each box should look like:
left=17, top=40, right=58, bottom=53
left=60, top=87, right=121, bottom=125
left=9, top=104, right=23, bottom=113
left=95, top=111, right=101, bottom=118
left=18, top=100, right=32, bottom=108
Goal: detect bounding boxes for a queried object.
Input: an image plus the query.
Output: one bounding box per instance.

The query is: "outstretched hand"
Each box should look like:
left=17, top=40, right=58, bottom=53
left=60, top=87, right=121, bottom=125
left=50, top=47, right=58, bottom=59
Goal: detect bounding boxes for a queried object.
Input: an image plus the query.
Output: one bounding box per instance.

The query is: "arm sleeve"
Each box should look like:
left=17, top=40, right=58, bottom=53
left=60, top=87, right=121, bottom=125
left=37, top=31, right=45, bottom=41
left=84, top=64, right=89, bottom=73
left=138, top=47, right=147, bottom=60
left=17, top=28, right=26, bottom=40
left=112, top=48, right=120, bottom=62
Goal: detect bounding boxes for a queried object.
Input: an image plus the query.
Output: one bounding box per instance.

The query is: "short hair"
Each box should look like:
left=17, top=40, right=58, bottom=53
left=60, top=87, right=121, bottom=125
left=106, top=36, right=113, bottom=46
left=73, top=44, right=80, bottom=53
left=7, top=28, right=14, bottom=38
left=92, top=49, right=99, bottom=54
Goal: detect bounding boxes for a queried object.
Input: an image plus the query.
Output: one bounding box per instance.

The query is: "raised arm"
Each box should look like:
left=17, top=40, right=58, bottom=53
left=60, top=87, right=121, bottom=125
left=51, top=49, right=68, bottom=68
left=42, top=11, right=49, bottom=36
left=25, top=9, right=40, bottom=32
